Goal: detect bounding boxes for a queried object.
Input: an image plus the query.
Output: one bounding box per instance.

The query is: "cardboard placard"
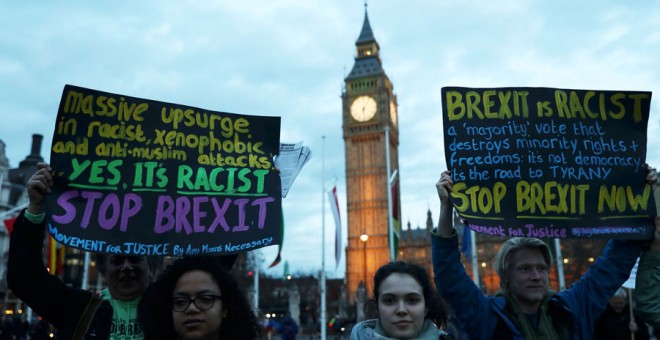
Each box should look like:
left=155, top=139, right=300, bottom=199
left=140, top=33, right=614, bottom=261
left=46, top=85, right=282, bottom=256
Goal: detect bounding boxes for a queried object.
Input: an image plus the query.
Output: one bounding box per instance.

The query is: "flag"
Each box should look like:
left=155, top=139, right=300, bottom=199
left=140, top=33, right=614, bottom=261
left=622, top=257, right=639, bottom=289
left=461, top=226, right=472, bottom=261
left=268, top=210, right=284, bottom=268
left=545, top=239, right=557, bottom=262
left=46, top=235, right=65, bottom=276
left=268, top=251, right=282, bottom=269
left=389, top=178, right=400, bottom=259
left=3, top=217, right=16, bottom=235
left=456, top=211, right=471, bottom=261
left=48, top=235, right=56, bottom=274
left=327, top=185, right=342, bottom=269
left=58, top=242, right=66, bottom=274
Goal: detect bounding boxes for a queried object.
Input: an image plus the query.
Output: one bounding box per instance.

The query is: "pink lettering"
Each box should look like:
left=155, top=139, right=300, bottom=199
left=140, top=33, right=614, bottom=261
left=252, top=197, right=275, bottom=229
left=154, top=195, right=174, bottom=234
left=52, top=190, right=79, bottom=224
left=208, top=198, right=231, bottom=233
left=193, top=197, right=209, bottom=233
left=98, top=193, right=120, bottom=230
left=176, top=197, right=193, bottom=234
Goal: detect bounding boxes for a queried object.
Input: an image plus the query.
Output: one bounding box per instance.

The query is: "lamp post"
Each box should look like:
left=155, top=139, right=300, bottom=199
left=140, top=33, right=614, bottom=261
left=360, top=232, right=368, bottom=291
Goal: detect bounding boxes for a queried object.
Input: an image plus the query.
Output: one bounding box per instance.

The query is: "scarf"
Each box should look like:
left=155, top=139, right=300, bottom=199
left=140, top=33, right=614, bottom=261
left=499, top=291, right=561, bottom=340
left=98, top=288, right=144, bottom=340
left=350, top=318, right=448, bottom=339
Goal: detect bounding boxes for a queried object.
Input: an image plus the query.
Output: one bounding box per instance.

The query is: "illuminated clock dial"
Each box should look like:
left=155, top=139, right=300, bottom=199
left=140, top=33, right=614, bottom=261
left=350, top=95, right=377, bottom=122
left=390, top=100, right=397, bottom=126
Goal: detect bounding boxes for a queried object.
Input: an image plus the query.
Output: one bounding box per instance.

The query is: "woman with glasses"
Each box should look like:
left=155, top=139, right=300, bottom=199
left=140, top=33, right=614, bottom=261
left=138, top=256, right=258, bottom=340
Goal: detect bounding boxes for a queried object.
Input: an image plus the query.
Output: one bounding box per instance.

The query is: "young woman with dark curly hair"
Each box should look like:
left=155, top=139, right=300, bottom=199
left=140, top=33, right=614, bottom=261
left=138, top=256, right=258, bottom=340
left=350, top=261, right=453, bottom=339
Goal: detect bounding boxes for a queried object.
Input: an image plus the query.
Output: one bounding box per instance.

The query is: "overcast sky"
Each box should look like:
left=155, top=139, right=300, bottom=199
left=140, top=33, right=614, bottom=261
left=1, top=1, right=659, bottom=277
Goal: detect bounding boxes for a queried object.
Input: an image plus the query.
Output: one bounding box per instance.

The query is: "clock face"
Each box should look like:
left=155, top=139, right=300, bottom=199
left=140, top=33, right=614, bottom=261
left=390, top=100, right=397, bottom=126
left=350, top=95, right=377, bottom=122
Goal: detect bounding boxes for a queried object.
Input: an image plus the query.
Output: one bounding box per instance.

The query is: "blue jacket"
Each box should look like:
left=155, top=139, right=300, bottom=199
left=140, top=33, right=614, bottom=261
left=431, top=231, right=642, bottom=340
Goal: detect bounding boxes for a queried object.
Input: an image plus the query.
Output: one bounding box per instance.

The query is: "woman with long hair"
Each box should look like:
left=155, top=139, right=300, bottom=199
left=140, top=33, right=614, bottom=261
left=350, top=261, right=452, bottom=339
left=138, top=256, right=259, bottom=340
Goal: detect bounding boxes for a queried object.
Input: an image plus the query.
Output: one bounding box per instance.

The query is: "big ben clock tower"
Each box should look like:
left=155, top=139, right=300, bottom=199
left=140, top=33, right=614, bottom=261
left=342, top=6, right=400, bottom=303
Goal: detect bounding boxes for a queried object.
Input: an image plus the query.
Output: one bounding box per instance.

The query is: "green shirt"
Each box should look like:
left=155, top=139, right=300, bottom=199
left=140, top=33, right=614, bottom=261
left=98, top=289, right=144, bottom=340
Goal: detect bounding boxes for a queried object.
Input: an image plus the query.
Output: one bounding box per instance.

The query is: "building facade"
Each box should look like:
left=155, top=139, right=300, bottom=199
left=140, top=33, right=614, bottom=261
left=0, top=135, right=44, bottom=315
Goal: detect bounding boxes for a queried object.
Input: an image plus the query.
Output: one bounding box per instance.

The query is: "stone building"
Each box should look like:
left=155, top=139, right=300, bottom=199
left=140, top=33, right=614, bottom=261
left=0, top=134, right=44, bottom=314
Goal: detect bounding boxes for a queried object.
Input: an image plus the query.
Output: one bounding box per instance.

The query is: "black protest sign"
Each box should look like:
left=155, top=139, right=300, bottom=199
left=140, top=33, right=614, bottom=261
left=46, top=84, right=282, bottom=256
left=442, top=87, right=654, bottom=239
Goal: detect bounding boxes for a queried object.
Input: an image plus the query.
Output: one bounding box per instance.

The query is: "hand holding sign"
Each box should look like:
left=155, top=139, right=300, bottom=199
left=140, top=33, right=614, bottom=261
left=25, top=162, right=53, bottom=215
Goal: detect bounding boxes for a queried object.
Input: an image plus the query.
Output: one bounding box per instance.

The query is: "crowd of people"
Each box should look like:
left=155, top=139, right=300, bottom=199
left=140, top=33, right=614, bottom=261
left=4, top=162, right=660, bottom=339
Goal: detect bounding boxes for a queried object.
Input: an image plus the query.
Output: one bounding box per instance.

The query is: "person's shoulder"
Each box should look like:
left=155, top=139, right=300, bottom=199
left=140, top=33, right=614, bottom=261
left=351, top=319, right=377, bottom=334
left=489, top=295, right=507, bottom=309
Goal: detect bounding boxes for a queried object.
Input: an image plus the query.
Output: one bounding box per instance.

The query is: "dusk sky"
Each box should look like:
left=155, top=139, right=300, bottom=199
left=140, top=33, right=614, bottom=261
left=1, top=1, right=659, bottom=277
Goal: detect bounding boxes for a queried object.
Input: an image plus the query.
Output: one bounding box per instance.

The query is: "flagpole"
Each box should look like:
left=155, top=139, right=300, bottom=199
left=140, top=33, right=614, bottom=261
left=81, top=252, right=91, bottom=290
left=627, top=288, right=636, bottom=340
left=385, top=127, right=395, bottom=262
left=320, top=136, right=327, bottom=340
left=554, top=238, right=565, bottom=291
left=254, top=251, right=260, bottom=312
left=470, top=229, right=479, bottom=285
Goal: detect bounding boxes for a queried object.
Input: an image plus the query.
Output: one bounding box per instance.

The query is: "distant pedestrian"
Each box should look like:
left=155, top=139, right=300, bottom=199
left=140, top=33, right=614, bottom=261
left=0, top=315, right=13, bottom=340
left=278, top=316, right=299, bottom=340
left=30, top=319, right=51, bottom=340
left=635, top=213, right=660, bottom=333
left=593, top=287, right=649, bottom=340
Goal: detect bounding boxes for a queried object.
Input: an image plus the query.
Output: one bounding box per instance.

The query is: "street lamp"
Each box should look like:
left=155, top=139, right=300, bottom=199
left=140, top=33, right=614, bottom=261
left=360, top=232, right=368, bottom=291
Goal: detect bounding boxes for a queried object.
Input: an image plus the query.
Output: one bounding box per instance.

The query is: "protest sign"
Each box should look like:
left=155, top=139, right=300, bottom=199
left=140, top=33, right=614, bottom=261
left=46, top=84, right=282, bottom=256
left=442, top=87, right=654, bottom=239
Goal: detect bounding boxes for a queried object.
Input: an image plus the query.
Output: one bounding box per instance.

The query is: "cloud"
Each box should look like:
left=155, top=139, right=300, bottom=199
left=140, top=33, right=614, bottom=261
left=1, top=1, right=659, bottom=277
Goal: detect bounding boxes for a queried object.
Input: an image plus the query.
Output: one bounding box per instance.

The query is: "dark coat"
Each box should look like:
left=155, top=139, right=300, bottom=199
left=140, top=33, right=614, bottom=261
left=7, top=211, right=113, bottom=339
left=593, top=304, right=650, bottom=340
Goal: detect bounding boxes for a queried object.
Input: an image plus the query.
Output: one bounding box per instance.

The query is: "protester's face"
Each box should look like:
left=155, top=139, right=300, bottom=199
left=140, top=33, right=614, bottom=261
left=172, top=270, right=226, bottom=340
left=104, top=255, right=150, bottom=301
left=505, top=248, right=549, bottom=312
left=609, top=296, right=627, bottom=313
left=377, top=273, right=427, bottom=339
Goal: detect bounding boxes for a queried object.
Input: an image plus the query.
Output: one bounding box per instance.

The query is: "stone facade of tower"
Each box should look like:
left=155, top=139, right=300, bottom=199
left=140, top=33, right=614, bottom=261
left=342, top=9, right=400, bottom=303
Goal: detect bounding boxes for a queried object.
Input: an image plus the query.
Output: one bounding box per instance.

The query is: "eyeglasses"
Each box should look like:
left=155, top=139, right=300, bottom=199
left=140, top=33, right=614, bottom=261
left=172, top=295, right=223, bottom=312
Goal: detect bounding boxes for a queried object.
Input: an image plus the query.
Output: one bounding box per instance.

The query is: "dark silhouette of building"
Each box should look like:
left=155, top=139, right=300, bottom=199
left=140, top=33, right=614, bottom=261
left=0, top=134, right=45, bottom=317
